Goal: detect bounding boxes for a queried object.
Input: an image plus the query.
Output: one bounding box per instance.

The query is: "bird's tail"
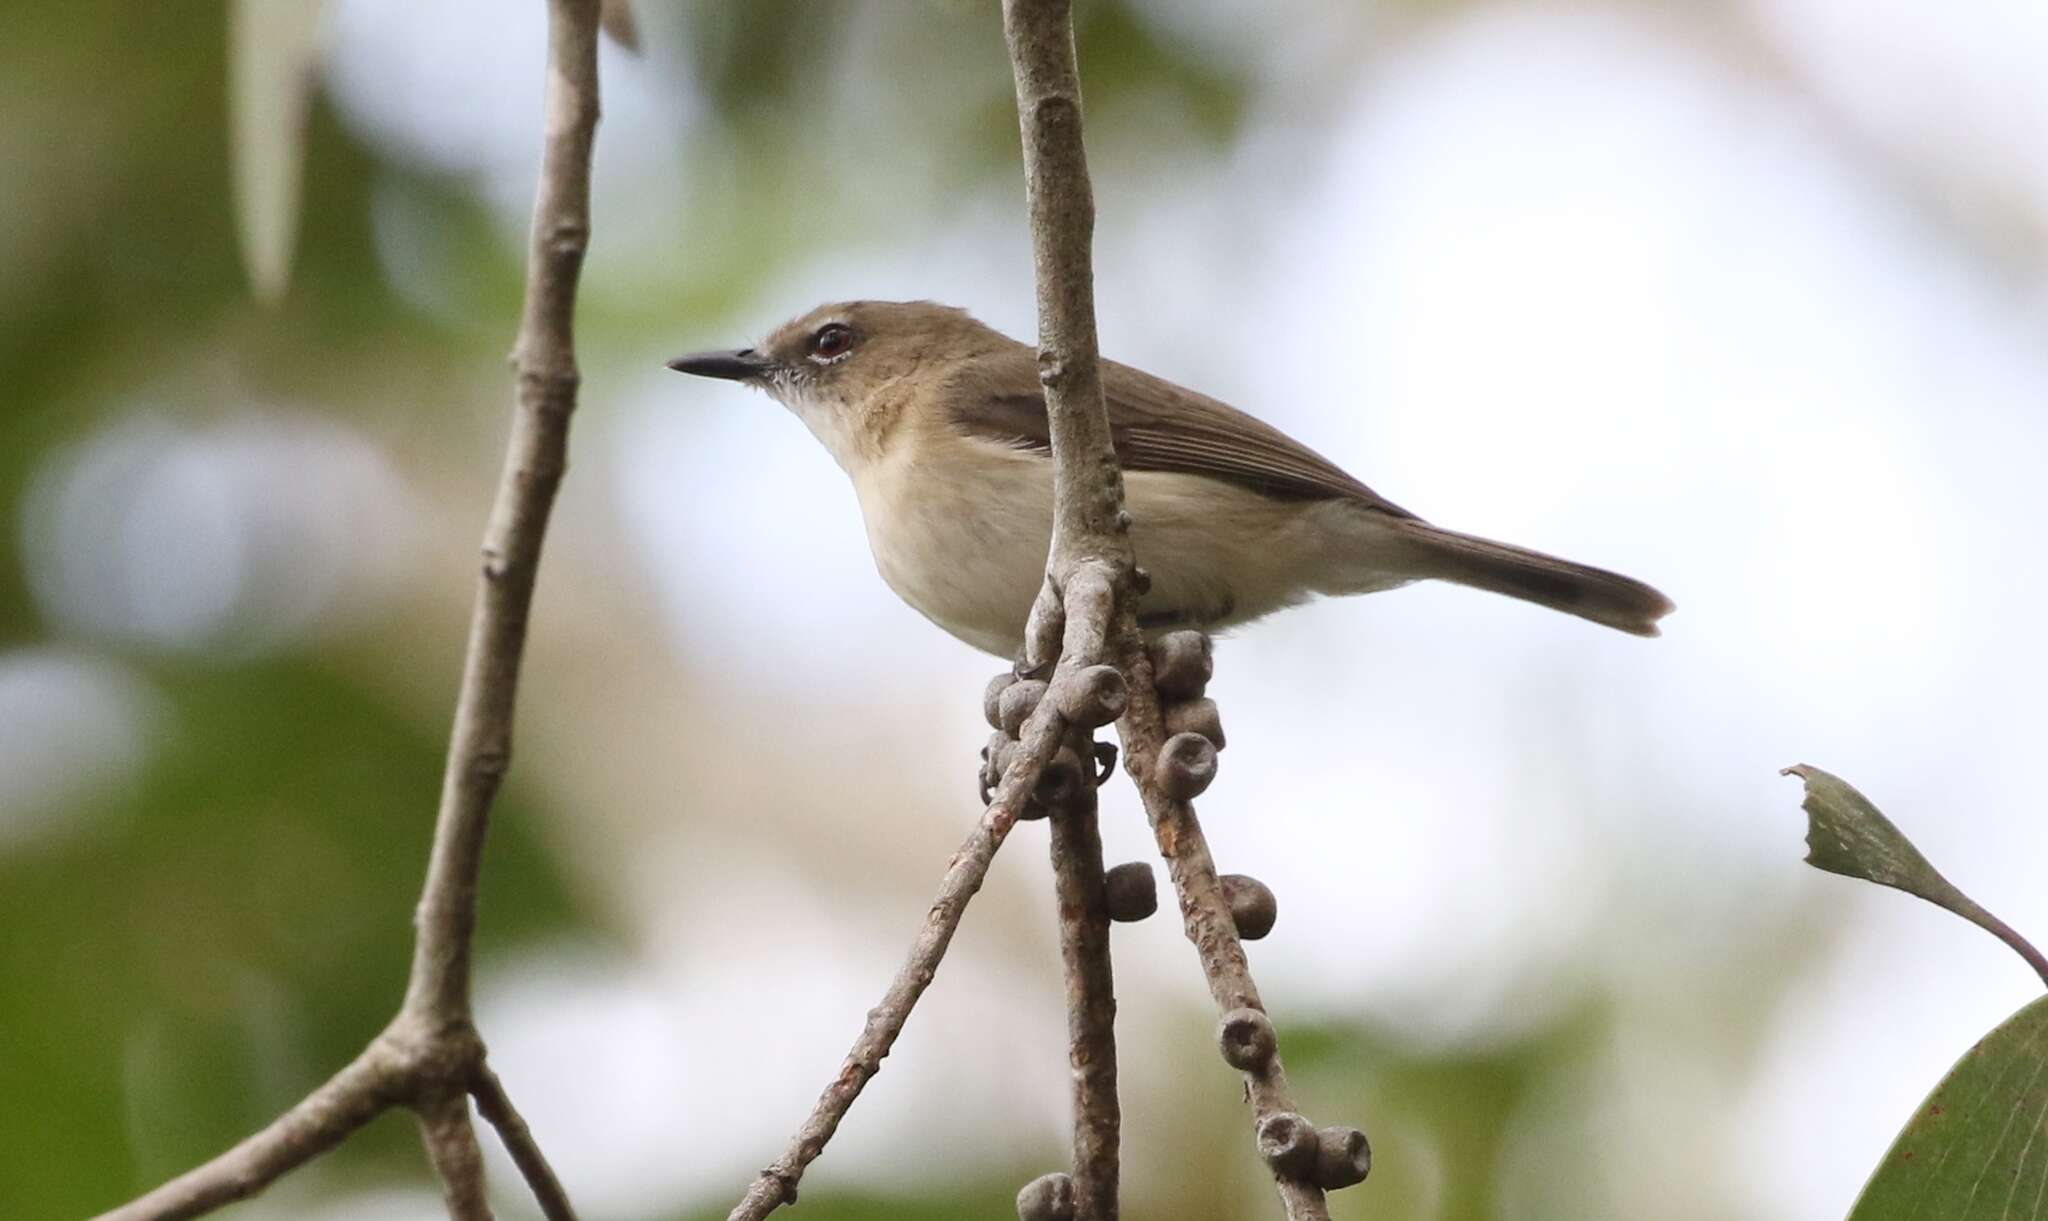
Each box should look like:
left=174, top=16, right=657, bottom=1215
left=1383, top=519, right=1674, bottom=637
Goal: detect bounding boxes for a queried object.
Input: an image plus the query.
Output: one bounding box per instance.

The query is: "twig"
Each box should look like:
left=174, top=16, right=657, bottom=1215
left=1001, top=0, right=1128, bottom=568
left=724, top=3, right=1144, bottom=1216
left=1002, top=3, right=1344, bottom=1211
left=93, top=2, right=603, bottom=1218
left=473, top=1064, right=581, bottom=1221
left=1047, top=734, right=1121, bottom=1219
left=1117, top=643, right=1331, bottom=1221
left=417, top=1092, right=493, bottom=1221
left=724, top=592, right=1115, bottom=1221
left=96, top=1043, right=400, bottom=1221
left=1001, top=1, right=1137, bottom=1209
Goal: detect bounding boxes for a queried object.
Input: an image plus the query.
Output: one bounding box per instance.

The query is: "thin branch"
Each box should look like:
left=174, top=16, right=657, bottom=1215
left=1047, top=737, right=1120, bottom=1220
left=417, top=1093, right=494, bottom=1221
left=96, top=1043, right=400, bottom=1221
left=1001, top=3, right=1139, bottom=1217
left=404, top=0, right=601, bottom=1025
left=725, top=591, right=1110, bottom=1221
left=1002, top=3, right=1344, bottom=1213
left=472, top=1065, right=581, bottom=1221
left=1000, top=0, right=1129, bottom=568
left=1117, top=642, right=1331, bottom=1221
left=724, top=6, right=1143, bottom=1214
left=94, top=2, right=604, bottom=1217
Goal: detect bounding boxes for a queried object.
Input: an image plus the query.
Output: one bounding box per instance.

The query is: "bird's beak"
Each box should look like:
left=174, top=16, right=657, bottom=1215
left=665, top=348, right=772, bottom=381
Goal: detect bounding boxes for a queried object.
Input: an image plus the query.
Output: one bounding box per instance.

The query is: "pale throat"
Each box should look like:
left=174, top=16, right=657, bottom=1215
left=777, top=383, right=879, bottom=476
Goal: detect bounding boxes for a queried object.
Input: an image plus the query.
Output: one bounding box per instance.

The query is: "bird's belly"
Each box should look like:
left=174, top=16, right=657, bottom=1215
left=858, top=450, right=1053, bottom=656
left=856, top=446, right=1337, bottom=657
left=1123, top=470, right=1324, bottom=632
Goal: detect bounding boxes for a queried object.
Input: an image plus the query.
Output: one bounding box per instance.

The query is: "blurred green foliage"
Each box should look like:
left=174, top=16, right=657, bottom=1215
left=0, top=657, right=579, bottom=1215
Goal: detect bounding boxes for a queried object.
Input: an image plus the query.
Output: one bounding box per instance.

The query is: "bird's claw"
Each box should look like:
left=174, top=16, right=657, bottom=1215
left=1092, top=741, right=1118, bottom=785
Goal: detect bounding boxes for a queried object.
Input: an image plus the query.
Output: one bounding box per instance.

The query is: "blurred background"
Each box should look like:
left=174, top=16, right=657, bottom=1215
left=5, top=0, right=2047, bottom=1217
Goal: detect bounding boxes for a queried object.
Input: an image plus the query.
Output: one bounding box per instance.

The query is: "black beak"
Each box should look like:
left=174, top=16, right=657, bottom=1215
left=665, top=348, right=772, bottom=381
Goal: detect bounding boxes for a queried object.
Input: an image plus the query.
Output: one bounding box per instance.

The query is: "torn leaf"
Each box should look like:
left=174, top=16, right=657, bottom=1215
left=1785, top=764, right=2048, bottom=987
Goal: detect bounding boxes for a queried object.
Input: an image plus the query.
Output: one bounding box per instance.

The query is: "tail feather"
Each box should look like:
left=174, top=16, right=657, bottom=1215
left=1391, top=520, right=1674, bottom=637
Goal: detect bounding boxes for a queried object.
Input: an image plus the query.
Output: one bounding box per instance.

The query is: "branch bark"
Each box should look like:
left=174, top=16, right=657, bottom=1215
left=1001, top=1, right=1338, bottom=1216
left=94, top=2, right=602, bottom=1217
left=473, top=1064, right=582, bottom=1221
left=417, top=1092, right=493, bottom=1221
left=724, top=590, right=1118, bottom=1220
left=1118, top=645, right=1332, bottom=1221
left=1047, top=736, right=1121, bottom=1219
left=724, top=9, right=1144, bottom=1213
left=1001, top=1, right=1138, bottom=1210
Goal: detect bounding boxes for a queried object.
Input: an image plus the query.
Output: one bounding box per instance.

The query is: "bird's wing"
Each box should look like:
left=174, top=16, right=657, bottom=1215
left=948, top=352, right=1417, bottom=516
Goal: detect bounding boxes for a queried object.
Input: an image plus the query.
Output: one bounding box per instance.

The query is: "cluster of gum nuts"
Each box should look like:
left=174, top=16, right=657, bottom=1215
left=982, top=631, right=1371, bottom=1220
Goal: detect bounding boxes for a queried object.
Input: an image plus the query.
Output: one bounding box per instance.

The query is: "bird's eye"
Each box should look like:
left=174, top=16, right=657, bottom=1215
left=810, top=323, right=853, bottom=361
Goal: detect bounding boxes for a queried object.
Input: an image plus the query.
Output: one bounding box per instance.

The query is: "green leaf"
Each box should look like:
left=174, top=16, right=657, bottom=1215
left=228, top=0, right=324, bottom=303
left=1784, top=765, right=2048, bottom=987
left=1849, top=994, right=2048, bottom=1220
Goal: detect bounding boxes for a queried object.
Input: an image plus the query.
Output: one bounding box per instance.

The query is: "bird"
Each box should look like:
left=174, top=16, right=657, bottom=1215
left=667, top=300, right=1672, bottom=659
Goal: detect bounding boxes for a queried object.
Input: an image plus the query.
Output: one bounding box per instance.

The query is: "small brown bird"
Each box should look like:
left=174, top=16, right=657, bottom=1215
left=668, top=300, right=1672, bottom=658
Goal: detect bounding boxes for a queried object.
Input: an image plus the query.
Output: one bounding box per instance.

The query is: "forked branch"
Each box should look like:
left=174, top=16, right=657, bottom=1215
left=95, top=2, right=604, bottom=1217
left=732, top=3, right=1365, bottom=1219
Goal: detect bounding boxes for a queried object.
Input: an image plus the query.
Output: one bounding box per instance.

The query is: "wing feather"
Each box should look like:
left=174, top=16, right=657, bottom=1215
left=948, top=351, right=1415, bottom=517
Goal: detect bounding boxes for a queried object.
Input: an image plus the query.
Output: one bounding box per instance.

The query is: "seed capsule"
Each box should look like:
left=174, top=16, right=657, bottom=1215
left=1255, top=1111, right=1317, bottom=1178
left=1057, top=664, right=1128, bottom=728
left=1217, top=1007, right=1277, bottom=1072
left=999, top=679, right=1049, bottom=738
left=1312, top=1125, right=1371, bottom=1190
left=983, top=672, right=1019, bottom=731
left=1103, top=862, right=1157, bottom=922
left=1221, top=873, right=1277, bottom=941
left=1154, top=732, right=1217, bottom=800
left=1149, top=631, right=1212, bottom=699
left=1015, top=1171, right=1075, bottom=1221
left=1163, top=696, right=1225, bottom=750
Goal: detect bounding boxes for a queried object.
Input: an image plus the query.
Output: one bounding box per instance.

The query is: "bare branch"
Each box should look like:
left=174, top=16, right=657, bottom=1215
left=1118, top=643, right=1332, bottom=1221
left=724, top=692, right=1068, bottom=1221
left=95, top=1044, right=399, bottom=1221
left=1047, top=745, right=1121, bottom=1220
left=723, top=8, right=1143, bottom=1203
left=473, top=1065, right=581, bottom=1221
left=405, top=0, right=602, bottom=1025
left=1001, top=0, right=1129, bottom=567
left=1002, top=3, right=1138, bottom=1217
left=94, top=2, right=604, bottom=1217
left=1001, top=4, right=1342, bottom=1214
left=417, top=1092, right=494, bottom=1221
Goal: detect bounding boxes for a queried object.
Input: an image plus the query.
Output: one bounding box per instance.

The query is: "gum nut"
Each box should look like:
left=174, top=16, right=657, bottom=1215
left=999, top=679, right=1049, bottom=738
left=1312, top=1126, right=1371, bottom=1190
left=1015, top=1172, right=1075, bottom=1221
left=1221, top=874, right=1277, bottom=941
left=1103, top=862, right=1157, bottom=921
left=984, top=671, right=1020, bottom=730
left=1057, top=664, right=1128, bottom=728
left=1255, top=1111, right=1317, bottom=1178
left=1163, top=696, right=1225, bottom=750
left=1217, top=1007, right=1278, bottom=1072
left=1149, top=630, right=1212, bottom=699
left=1155, top=731, right=1217, bottom=800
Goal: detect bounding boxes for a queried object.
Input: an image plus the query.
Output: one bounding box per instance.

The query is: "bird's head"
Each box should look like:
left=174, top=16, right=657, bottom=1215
left=667, top=299, right=1011, bottom=472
